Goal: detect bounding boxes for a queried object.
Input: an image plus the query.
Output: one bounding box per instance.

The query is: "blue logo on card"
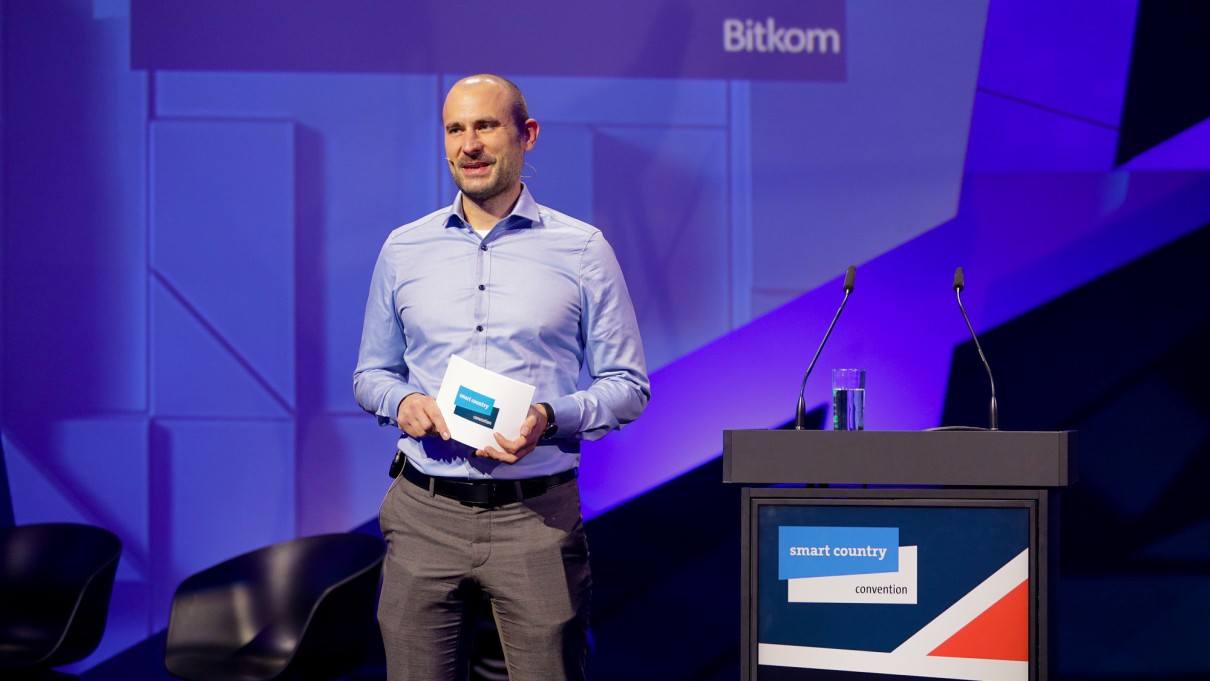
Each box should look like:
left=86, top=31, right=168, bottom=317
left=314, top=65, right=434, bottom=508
left=779, top=527, right=899, bottom=580
left=453, top=386, right=499, bottom=428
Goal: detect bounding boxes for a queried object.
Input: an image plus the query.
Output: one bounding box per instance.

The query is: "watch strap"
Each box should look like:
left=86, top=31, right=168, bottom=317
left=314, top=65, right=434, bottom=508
left=538, top=402, right=557, bottom=440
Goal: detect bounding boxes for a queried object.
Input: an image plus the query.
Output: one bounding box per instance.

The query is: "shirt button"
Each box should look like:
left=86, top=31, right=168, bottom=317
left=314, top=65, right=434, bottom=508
left=478, top=284, right=485, bottom=291
left=476, top=325, right=484, bottom=332
left=480, top=244, right=487, bottom=251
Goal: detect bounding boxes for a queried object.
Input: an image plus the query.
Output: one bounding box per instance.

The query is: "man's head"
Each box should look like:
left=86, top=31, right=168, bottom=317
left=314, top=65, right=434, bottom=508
left=443, top=74, right=538, bottom=207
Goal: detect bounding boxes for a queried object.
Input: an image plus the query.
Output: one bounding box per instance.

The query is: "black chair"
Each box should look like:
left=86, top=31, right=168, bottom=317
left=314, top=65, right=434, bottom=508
left=0, top=522, right=122, bottom=673
left=164, top=533, right=386, bottom=681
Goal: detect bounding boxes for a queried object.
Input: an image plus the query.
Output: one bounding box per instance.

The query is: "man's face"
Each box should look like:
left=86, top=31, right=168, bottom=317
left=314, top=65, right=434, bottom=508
left=443, top=80, right=534, bottom=204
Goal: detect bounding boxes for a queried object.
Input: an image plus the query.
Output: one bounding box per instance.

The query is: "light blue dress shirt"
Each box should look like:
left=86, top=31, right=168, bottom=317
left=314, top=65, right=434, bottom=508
left=354, top=186, right=650, bottom=480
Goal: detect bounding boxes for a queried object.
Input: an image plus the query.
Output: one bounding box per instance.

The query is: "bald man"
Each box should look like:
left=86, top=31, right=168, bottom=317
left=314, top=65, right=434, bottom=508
left=354, top=74, right=650, bottom=680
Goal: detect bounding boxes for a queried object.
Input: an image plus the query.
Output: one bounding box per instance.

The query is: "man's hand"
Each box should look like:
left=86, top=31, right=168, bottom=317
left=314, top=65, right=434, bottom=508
left=396, top=393, right=450, bottom=440
left=477, top=403, right=547, bottom=464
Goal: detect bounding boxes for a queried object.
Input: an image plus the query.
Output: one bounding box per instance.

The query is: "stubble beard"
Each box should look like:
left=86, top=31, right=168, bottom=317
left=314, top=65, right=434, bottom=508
left=451, top=155, right=522, bottom=205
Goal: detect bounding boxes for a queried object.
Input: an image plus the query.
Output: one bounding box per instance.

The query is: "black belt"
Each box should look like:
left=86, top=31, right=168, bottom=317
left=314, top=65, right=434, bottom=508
left=401, top=462, right=577, bottom=508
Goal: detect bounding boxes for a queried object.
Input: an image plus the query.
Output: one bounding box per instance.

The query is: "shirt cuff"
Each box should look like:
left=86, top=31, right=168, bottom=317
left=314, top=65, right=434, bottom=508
left=545, top=395, right=580, bottom=439
left=378, top=386, right=421, bottom=426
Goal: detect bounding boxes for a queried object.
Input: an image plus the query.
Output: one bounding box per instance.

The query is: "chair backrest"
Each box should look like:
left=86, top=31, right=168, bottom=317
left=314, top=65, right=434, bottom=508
left=0, top=522, right=122, bottom=669
left=165, top=532, right=385, bottom=681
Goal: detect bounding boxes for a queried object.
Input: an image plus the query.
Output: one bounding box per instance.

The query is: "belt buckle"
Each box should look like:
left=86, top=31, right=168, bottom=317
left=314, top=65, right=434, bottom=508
left=458, top=481, right=494, bottom=508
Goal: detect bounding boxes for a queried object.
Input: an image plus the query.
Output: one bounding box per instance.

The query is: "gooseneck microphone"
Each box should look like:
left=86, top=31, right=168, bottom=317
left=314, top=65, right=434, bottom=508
left=953, top=267, right=999, bottom=430
left=795, top=266, right=856, bottom=430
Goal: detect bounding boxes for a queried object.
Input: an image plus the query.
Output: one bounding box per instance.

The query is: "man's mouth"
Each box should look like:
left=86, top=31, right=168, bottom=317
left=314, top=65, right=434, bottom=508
left=460, top=160, right=493, bottom=176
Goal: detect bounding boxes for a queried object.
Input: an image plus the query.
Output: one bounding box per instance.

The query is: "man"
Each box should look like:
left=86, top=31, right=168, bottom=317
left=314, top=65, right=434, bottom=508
left=354, top=74, right=650, bottom=681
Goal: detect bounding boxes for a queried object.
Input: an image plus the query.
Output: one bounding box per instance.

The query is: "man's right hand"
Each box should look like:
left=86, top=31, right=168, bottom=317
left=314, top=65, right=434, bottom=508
left=396, top=393, right=451, bottom=440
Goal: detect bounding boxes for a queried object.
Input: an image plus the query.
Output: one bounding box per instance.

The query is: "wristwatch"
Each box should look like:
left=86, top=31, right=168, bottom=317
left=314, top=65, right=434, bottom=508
left=538, top=402, right=558, bottom=440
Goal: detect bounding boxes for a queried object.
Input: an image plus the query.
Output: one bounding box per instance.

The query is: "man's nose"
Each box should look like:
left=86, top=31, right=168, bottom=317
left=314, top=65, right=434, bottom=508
left=461, top=130, right=483, bottom=154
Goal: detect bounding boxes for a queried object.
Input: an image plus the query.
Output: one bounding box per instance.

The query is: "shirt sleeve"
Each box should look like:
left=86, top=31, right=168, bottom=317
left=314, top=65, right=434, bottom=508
left=353, top=241, right=422, bottom=426
left=548, top=232, right=651, bottom=440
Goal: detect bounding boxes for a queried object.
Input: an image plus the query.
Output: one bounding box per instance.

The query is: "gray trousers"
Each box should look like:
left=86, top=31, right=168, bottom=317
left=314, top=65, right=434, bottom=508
left=377, top=472, right=591, bottom=681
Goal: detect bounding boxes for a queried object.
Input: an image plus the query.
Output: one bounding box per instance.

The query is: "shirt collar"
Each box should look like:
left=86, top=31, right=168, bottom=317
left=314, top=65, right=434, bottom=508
left=444, top=184, right=541, bottom=231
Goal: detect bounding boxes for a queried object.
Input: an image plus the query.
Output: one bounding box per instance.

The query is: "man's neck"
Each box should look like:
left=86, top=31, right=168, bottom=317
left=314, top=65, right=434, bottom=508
left=461, top=185, right=522, bottom=232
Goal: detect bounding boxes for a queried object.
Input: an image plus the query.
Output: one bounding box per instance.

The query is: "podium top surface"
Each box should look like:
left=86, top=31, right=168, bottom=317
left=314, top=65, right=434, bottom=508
left=723, top=429, right=1076, bottom=488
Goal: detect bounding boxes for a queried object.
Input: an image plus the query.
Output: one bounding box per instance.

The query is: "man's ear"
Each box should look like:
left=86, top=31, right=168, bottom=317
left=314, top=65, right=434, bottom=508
left=522, top=118, right=539, bottom=152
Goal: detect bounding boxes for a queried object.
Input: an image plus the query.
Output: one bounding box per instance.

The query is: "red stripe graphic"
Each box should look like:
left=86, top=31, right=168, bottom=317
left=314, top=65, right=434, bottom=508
left=929, top=579, right=1029, bottom=662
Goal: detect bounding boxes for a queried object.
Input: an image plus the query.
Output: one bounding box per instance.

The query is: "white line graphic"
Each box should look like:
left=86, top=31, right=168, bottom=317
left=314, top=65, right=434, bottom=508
left=759, top=644, right=1026, bottom=681
left=894, top=548, right=1028, bottom=656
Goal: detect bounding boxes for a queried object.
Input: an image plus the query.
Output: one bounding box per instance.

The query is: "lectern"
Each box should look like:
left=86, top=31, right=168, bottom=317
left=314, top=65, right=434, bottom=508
left=724, top=430, right=1076, bottom=681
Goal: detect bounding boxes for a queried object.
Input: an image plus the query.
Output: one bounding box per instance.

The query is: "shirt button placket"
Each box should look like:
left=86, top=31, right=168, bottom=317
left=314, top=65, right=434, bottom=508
left=475, top=240, right=488, bottom=359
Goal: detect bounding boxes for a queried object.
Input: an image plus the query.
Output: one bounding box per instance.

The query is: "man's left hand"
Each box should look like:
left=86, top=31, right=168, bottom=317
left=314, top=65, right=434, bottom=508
left=476, top=403, right=547, bottom=464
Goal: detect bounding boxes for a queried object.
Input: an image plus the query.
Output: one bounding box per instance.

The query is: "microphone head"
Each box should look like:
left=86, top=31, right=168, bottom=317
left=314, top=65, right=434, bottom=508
left=953, top=267, right=965, bottom=292
left=843, top=265, right=856, bottom=293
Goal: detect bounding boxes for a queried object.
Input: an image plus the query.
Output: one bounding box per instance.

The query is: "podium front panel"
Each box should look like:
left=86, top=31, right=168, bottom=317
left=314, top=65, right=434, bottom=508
left=742, top=488, right=1054, bottom=681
